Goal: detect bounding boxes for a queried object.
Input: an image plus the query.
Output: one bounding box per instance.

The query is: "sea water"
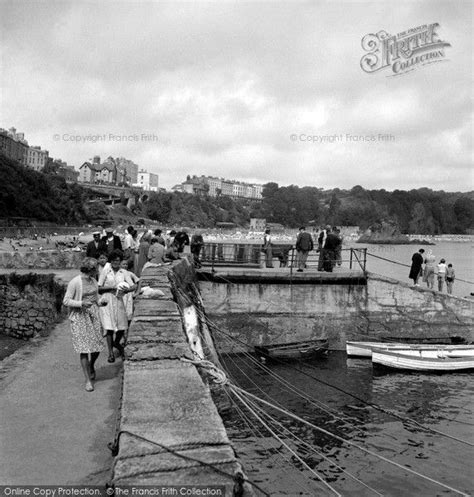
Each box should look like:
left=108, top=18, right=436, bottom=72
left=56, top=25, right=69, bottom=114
left=220, top=351, right=474, bottom=496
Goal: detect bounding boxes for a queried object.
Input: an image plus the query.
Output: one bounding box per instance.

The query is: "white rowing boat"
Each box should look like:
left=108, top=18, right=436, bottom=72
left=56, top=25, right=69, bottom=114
left=371, top=348, right=474, bottom=372
left=346, top=341, right=474, bottom=358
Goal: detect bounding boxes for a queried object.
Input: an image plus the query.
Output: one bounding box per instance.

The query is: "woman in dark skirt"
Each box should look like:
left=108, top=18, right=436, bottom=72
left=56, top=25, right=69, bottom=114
left=409, top=248, right=425, bottom=286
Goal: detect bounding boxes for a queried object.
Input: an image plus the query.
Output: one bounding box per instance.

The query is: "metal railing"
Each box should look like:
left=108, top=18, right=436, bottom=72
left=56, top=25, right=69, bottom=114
left=200, top=243, right=367, bottom=273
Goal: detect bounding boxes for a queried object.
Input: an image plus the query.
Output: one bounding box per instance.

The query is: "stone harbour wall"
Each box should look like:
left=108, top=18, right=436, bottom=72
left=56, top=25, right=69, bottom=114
left=113, top=259, right=253, bottom=494
left=0, top=273, right=66, bottom=339
left=199, top=272, right=474, bottom=352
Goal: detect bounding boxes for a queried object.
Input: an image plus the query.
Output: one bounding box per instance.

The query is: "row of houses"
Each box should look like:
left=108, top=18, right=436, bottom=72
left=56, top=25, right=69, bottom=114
left=78, top=156, right=159, bottom=191
left=0, top=127, right=49, bottom=171
left=1, top=127, right=159, bottom=191
left=172, top=175, right=263, bottom=200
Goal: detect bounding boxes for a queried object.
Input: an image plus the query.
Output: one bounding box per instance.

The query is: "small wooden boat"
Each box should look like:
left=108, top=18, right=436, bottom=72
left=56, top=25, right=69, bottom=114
left=255, top=338, right=328, bottom=361
left=372, top=348, right=474, bottom=372
left=346, top=341, right=474, bottom=358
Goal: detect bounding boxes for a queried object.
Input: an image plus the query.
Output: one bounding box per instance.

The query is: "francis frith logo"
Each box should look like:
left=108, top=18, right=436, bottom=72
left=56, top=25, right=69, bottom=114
left=360, top=23, right=451, bottom=76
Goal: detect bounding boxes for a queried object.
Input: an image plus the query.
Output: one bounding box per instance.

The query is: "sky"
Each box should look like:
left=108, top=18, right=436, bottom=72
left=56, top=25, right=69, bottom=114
left=1, top=0, right=472, bottom=191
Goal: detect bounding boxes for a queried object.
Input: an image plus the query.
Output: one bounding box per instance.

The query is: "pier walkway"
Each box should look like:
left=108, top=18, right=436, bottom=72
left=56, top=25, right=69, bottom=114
left=0, top=309, right=122, bottom=484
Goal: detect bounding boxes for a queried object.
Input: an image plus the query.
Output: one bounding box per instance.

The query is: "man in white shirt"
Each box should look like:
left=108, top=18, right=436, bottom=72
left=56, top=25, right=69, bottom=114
left=262, top=228, right=273, bottom=268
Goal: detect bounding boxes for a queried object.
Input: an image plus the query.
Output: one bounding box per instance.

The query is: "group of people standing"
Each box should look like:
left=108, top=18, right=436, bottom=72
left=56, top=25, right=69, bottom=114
left=409, top=248, right=455, bottom=294
left=64, top=225, right=205, bottom=392
left=262, top=225, right=343, bottom=272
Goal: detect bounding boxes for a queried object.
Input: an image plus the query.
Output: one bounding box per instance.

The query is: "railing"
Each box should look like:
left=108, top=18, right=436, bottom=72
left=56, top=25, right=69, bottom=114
left=200, top=243, right=367, bottom=273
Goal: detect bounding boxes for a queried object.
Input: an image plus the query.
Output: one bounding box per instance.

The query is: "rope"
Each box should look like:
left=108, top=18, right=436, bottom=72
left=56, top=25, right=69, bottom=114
left=241, top=392, right=384, bottom=496
left=229, top=385, right=470, bottom=497
left=181, top=357, right=228, bottom=384
left=223, top=388, right=317, bottom=496
left=231, top=387, right=343, bottom=497
left=366, top=251, right=474, bottom=285
left=181, top=355, right=469, bottom=496
left=116, top=429, right=270, bottom=496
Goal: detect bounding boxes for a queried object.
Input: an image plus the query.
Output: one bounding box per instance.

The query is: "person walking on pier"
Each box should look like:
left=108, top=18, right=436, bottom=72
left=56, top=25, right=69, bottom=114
left=409, top=248, right=425, bottom=286
left=98, top=250, right=131, bottom=362
left=63, top=257, right=105, bottom=392
left=262, top=228, right=273, bottom=268
left=423, top=250, right=436, bottom=289
left=437, top=258, right=447, bottom=292
left=190, top=231, right=204, bottom=268
left=102, top=227, right=122, bottom=255
left=445, top=263, right=455, bottom=294
left=86, top=231, right=106, bottom=259
left=295, top=226, right=313, bottom=272
left=317, top=225, right=330, bottom=271
left=322, top=227, right=340, bottom=272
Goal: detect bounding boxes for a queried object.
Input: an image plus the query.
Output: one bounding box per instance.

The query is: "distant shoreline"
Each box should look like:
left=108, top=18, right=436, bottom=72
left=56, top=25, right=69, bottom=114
left=356, top=238, right=436, bottom=245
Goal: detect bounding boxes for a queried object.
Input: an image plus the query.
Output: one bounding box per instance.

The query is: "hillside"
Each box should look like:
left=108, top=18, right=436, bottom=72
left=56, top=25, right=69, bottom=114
left=0, top=154, right=89, bottom=224
left=1, top=154, right=473, bottom=233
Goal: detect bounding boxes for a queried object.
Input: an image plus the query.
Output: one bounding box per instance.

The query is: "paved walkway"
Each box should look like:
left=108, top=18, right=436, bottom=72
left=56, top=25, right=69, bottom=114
left=0, top=318, right=123, bottom=484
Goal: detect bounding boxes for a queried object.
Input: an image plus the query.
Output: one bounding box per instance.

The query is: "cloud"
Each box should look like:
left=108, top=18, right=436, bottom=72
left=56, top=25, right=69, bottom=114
left=1, top=0, right=471, bottom=191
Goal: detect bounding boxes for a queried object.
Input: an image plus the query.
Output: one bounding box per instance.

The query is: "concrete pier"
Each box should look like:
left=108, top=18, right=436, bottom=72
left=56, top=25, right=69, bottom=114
left=113, top=261, right=252, bottom=493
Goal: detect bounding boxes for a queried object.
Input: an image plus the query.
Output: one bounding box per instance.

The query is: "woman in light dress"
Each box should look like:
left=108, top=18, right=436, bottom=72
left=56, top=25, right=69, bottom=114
left=98, top=250, right=133, bottom=362
left=422, top=250, right=436, bottom=289
left=119, top=259, right=140, bottom=336
left=63, top=257, right=105, bottom=392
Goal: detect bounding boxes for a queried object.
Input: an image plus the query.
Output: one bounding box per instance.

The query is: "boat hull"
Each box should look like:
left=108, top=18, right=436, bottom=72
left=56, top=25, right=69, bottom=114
left=372, top=349, right=474, bottom=372
left=346, top=341, right=474, bottom=358
left=255, top=339, right=328, bottom=361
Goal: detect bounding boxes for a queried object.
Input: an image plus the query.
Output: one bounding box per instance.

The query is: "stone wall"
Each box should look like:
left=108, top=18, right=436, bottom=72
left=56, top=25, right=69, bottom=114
left=0, top=250, right=84, bottom=269
left=113, top=260, right=253, bottom=494
left=0, top=273, right=66, bottom=339
left=199, top=272, right=474, bottom=352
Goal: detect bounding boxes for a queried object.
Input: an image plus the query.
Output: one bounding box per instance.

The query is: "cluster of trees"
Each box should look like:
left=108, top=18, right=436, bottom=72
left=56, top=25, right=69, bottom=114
left=250, top=183, right=474, bottom=234
left=0, top=154, right=89, bottom=224
left=142, top=191, right=248, bottom=227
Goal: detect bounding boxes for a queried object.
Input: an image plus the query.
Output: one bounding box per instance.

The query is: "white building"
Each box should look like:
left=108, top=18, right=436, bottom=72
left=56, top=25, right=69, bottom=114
left=27, top=146, right=49, bottom=171
left=134, top=170, right=159, bottom=191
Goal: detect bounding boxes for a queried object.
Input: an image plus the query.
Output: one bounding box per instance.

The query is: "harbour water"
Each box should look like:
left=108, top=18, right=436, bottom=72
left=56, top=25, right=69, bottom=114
left=220, top=351, right=474, bottom=496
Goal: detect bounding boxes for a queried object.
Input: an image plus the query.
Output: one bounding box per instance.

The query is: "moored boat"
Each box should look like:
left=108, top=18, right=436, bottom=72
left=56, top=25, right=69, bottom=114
left=371, top=348, right=474, bottom=372
left=255, top=338, right=328, bottom=361
left=346, top=341, right=474, bottom=358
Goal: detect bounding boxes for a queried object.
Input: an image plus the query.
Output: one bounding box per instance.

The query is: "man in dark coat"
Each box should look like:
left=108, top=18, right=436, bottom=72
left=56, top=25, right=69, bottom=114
left=86, top=231, right=106, bottom=258
left=322, top=228, right=341, bottom=272
left=409, top=248, right=425, bottom=285
left=101, top=227, right=122, bottom=256
left=174, top=229, right=190, bottom=254
left=190, top=231, right=204, bottom=268
left=295, top=227, right=314, bottom=272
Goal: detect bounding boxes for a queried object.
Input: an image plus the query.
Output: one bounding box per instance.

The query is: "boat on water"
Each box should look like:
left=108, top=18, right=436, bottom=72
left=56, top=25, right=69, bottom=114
left=371, top=348, right=474, bottom=372
left=255, top=338, right=328, bottom=361
left=346, top=341, right=474, bottom=358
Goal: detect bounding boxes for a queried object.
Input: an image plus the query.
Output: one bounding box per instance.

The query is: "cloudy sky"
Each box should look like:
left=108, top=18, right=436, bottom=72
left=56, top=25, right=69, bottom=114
left=1, top=0, right=472, bottom=191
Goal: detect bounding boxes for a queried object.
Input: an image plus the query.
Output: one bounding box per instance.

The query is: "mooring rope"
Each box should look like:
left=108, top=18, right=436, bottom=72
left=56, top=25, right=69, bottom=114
left=231, top=386, right=343, bottom=497
left=222, top=387, right=318, bottom=496
left=228, top=385, right=470, bottom=497
left=116, top=429, right=270, bottom=496
left=181, top=356, right=470, bottom=497
left=241, top=391, right=384, bottom=496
